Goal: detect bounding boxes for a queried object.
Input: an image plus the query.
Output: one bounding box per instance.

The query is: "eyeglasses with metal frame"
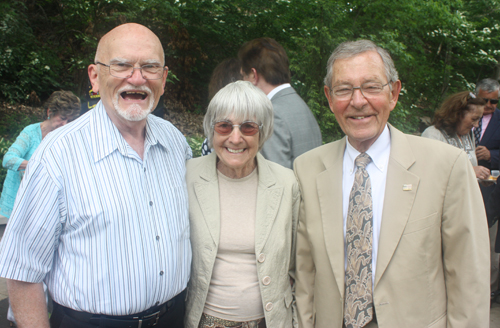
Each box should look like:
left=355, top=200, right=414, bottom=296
left=95, top=62, right=167, bottom=80
left=331, top=81, right=392, bottom=99
left=213, top=121, right=262, bottom=136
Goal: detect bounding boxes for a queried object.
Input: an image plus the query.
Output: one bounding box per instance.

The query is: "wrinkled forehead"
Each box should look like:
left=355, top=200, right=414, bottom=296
left=478, top=89, right=499, bottom=100
left=331, top=51, right=386, bottom=85
left=96, top=25, right=164, bottom=65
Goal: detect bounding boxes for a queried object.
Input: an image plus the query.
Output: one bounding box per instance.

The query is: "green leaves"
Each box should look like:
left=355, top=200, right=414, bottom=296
left=1, top=0, right=499, bottom=139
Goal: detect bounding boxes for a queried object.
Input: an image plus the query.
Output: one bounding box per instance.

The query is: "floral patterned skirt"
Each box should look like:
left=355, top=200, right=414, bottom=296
left=198, top=313, right=266, bottom=328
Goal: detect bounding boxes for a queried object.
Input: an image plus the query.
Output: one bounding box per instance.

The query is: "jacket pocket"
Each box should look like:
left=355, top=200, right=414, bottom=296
left=403, top=212, right=439, bottom=235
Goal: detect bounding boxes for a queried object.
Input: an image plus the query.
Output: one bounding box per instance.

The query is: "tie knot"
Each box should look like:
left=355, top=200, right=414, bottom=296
left=355, top=153, right=372, bottom=169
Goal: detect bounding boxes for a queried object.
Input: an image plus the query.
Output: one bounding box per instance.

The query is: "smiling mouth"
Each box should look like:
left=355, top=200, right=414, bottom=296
left=121, top=91, right=147, bottom=100
left=351, top=115, right=371, bottom=120
left=227, top=148, right=245, bottom=153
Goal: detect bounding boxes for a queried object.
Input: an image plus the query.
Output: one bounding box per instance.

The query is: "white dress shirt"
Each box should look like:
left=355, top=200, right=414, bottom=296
left=266, top=83, right=291, bottom=100
left=343, top=125, right=391, bottom=286
left=0, top=101, right=192, bottom=315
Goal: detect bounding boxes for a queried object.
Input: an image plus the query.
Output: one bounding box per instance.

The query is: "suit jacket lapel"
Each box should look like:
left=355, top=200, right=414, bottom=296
left=255, top=153, right=283, bottom=254
left=317, top=139, right=346, bottom=297
left=194, top=153, right=221, bottom=245
left=374, top=126, right=420, bottom=288
left=480, top=109, right=500, bottom=145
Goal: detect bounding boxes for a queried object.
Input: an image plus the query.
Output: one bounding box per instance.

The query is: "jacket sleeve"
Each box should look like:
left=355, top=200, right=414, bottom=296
left=293, top=168, right=316, bottom=328
left=487, top=183, right=500, bottom=228
left=260, top=109, right=293, bottom=169
left=490, top=148, right=499, bottom=169
left=441, top=151, right=490, bottom=327
left=2, top=127, right=34, bottom=171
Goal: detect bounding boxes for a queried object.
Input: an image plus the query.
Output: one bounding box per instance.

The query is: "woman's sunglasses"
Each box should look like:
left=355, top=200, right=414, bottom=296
left=213, top=121, right=262, bottom=136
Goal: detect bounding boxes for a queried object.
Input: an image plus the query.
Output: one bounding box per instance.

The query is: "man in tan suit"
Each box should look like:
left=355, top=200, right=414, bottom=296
left=293, top=40, right=490, bottom=328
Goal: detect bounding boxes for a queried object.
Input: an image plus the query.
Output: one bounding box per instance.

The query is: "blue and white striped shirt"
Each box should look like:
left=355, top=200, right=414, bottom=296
left=0, top=101, right=192, bottom=315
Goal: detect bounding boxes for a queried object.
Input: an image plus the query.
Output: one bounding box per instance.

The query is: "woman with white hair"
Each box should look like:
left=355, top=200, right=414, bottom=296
left=185, top=81, right=299, bottom=328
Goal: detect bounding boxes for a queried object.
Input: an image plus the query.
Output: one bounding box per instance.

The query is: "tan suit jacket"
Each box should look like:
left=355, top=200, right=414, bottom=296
left=185, top=153, right=299, bottom=328
left=293, top=125, right=490, bottom=328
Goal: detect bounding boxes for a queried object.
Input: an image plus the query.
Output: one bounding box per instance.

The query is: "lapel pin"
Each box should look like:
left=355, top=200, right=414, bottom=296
left=403, top=184, right=412, bottom=191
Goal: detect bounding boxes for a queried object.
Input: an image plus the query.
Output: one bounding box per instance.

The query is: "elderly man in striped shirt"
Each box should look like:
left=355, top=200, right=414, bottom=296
left=0, top=23, right=192, bottom=328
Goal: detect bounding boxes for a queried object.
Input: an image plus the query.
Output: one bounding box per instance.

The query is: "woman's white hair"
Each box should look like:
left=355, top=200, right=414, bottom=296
left=203, top=80, right=274, bottom=150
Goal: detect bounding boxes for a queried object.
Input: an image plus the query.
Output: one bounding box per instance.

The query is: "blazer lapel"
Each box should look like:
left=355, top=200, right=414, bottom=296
left=317, top=139, right=346, bottom=297
left=255, top=153, right=284, bottom=254
left=480, top=109, right=500, bottom=145
left=374, top=126, right=420, bottom=288
left=194, top=153, right=221, bottom=245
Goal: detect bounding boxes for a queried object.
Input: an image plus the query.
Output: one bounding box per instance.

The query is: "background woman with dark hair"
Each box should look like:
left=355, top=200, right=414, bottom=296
left=422, top=91, right=489, bottom=179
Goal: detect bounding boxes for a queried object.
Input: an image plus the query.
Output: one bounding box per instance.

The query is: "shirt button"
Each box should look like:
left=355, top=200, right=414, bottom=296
left=144, top=168, right=146, bottom=172
left=265, top=302, right=273, bottom=311
left=262, top=276, right=271, bottom=286
left=149, top=201, right=153, bottom=206
left=160, top=271, right=164, bottom=276
left=156, top=236, right=160, bottom=240
left=258, top=253, right=266, bottom=263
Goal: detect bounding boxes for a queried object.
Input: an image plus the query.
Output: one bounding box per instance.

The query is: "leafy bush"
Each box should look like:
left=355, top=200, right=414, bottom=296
left=186, top=135, right=205, bottom=158
left=1, top=0, right=500, bottom=142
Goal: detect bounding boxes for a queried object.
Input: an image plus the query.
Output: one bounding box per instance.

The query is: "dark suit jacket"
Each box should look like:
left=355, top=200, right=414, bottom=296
left=487, top=182, right=500, bottom=252
left=260, top=87, right=322, bottom=169
left=478, top=108, right=500, bottom=170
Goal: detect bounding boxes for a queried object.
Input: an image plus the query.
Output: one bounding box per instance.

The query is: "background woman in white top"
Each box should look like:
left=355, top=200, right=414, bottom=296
left=185, top=81, right=299, bottom=328
left=422, top=91, right=489, bottom=180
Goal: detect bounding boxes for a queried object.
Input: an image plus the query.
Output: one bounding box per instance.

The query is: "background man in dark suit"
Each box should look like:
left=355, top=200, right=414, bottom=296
left=238, top=37, right=322, bottom=169
left=475, top=78, right=500, bottom=301
left=475, top=78, right=500, bottom=170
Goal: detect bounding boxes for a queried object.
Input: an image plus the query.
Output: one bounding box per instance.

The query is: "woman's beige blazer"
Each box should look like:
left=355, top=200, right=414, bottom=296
left=185, top=152, right=299, bottom=328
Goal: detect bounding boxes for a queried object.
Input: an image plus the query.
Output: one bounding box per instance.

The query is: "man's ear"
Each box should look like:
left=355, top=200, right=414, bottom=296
left=160, top=67, right=169, bottom=95
left=88, top=64, right=100, bottom=93
left=249, top=68, right=259, bottom=86
left=324, top=85, right=335, bottom=114
left=389, top=80, right=402, bottom=111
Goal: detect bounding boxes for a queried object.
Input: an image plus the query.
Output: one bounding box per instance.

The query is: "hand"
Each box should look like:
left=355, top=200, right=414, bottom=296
left=18, top=160, right=28, bottom=171
left=476, top=146, right=491, bottom=161
left=473, top=165, right=490, bottom=180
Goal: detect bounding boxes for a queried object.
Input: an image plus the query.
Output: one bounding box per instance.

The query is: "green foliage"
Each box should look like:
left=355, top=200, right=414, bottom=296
left=186, top=135, right=205, bottom=158
left=1, top=0, right=500, bottom=141
left=0, top=107, right=41, bottom=139
left=0, top=2, right=64, bottom=103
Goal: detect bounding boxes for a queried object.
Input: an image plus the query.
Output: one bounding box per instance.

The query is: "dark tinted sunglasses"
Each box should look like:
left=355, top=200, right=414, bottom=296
left=213, top=121, right=262, bottom=136
left=483, top=98, right=499, bottom=105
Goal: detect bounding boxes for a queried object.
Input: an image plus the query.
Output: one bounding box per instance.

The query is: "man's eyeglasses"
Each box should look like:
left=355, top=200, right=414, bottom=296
left=213, top=121, right=262, bottom=136
left=331, top=82, right=391, bottom=99
left=95, top=62, right=166, bottom=80
left=483, top=98, right=499, bottom=105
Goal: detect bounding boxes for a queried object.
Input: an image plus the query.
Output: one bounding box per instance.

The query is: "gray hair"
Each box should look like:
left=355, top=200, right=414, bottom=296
left=476, top=78, right=500, bottom=96
left=324, top=40, right=399, bottom=90
left=203, top=80, right=274, bottom=150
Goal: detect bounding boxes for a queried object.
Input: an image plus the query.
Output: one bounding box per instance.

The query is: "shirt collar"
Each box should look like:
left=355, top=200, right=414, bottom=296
left=90, top=101, right=165, bottom=163
left=267, top=83, right=291, bottom=100
left=345, top=124, right=391, bottom=174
